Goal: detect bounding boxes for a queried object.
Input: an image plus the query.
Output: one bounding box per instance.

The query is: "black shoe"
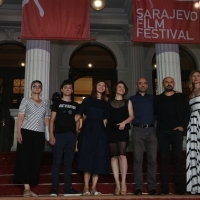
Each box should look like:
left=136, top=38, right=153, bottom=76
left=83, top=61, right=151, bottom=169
left=64, top=188, right=82, bottom=196
left=135, top=189, right=142, bottom=195
left=149, top=189, right=157, bottom=195
left=176, top=190, right=186, bottom=195
left=50, top=188, right=58, bottom=197
left=160, top=191, right=169, bottom=195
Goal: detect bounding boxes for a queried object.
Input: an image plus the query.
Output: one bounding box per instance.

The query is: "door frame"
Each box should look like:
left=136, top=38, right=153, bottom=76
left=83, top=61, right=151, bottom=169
left=0, top=67, right=25, bottom=151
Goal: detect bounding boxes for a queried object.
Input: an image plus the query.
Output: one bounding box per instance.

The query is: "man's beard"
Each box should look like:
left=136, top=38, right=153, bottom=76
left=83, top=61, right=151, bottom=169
left=164, top=86, right=173, bottom=92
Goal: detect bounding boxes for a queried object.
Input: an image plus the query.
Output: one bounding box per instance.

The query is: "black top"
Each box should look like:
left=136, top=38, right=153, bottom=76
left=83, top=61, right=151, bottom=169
left=129, top=92, right=155, bottom=125
left=154, top=92, right=190, bottom=135
left=107, top=99, right=130, bottom=144
left=51, top=99, right=79, bottom=134
left=158, top=94, right=181, bottom=130
left=107, top=99, right=129, bottom=128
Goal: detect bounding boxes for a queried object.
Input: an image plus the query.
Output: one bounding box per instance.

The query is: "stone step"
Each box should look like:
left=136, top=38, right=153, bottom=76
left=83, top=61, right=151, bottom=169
left=0, top=173, right=185, bottom=184
left=0, top=182, right=175, bottom=196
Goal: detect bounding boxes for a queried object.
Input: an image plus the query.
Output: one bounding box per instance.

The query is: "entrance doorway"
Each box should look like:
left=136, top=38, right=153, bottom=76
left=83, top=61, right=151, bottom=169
left=0, top=43, right=25, bottom=151
left=0, top=68, right=24, bottom=151
left=69, top=43, right=117, bottom=101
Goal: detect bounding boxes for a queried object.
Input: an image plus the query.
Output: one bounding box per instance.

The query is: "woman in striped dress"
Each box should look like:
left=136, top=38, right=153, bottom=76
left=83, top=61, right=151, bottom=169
left=14, top=80, right=49, bottom=197
left=187, top=70, right=200, bottom=194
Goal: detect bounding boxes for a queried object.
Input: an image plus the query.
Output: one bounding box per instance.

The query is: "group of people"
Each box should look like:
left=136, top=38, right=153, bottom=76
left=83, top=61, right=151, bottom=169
left=13, top=69, right=200, bottom=196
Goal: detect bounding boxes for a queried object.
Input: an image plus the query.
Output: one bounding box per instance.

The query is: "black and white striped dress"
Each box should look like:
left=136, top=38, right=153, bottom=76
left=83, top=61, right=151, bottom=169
left=186, top=96, right=200, bottom=194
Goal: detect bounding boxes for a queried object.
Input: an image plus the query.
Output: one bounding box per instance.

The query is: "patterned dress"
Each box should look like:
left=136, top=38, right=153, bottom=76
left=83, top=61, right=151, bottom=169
left=186, top=96, right=200, bottom=194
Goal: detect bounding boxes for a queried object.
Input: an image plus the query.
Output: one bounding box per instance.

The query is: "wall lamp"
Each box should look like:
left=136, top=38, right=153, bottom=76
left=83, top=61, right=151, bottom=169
left=91, top=0, right=106, bottom=11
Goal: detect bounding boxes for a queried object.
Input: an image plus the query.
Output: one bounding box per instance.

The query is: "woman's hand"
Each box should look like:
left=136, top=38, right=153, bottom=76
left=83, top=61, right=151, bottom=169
left=117, top=121, right=126, bottom=130
left=17, top=132, right=22, bottom=144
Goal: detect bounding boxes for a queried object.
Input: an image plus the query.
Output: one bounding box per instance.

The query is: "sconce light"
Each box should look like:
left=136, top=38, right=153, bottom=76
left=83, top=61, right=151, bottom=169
left=91, top=0, right=106, bottom=11
left=0, top=0, right=4, bottom=7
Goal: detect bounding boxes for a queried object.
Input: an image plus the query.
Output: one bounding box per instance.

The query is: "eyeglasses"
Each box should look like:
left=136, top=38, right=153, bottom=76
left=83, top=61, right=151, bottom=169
left=32, top=85, right=42, bottom=89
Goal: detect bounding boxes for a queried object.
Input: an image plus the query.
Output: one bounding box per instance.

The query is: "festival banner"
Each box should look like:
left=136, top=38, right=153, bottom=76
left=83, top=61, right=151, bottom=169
left=133, top=0, right=200, bottom=44
left=20, top=0, right=90, bottom=40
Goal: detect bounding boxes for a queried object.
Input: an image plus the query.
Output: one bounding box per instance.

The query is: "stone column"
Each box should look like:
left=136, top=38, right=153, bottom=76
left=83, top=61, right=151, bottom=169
left=127, top=28, right=145, bottom=96
left=49, top=42, right=59, bottom=98
left=155, top=43, right=182, bottom=94
left=10, top=109, right=18, bottom=151
left=129, top=42, right=145, bottom=95
left=24, top=40, right=50, bottom=100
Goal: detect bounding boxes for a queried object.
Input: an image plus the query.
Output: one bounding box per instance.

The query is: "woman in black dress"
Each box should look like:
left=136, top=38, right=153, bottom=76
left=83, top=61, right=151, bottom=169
left=107, top=81, right=134, bottom=195
left=75, top=80, right=110, bottom=196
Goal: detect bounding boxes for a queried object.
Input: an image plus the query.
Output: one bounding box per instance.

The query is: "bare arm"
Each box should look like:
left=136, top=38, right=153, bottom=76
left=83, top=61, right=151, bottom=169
left=45, top=117, right=49, bottom=127
left=75, top=114, right=81, bottom=122
left=76, top=120, right=80, bottom=139
left=117, top=100, right=134, bottom=130
left=17, top=114, right=24, bottom=144
left=49, top=111, right=56, bottom=145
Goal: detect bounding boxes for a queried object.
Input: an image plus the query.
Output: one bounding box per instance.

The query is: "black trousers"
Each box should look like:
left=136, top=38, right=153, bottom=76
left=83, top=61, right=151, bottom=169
left=158, top=130, right=185, bottom=193
left=51, top=131, right=76, bottom=190
left=14, top=128, right=45, bottom=186
left=132, top=127, right=157, bottom=191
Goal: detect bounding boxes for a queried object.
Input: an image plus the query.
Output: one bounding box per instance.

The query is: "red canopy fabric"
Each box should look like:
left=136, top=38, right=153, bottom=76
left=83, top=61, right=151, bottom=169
left=20, top=0, right=90, bottom=40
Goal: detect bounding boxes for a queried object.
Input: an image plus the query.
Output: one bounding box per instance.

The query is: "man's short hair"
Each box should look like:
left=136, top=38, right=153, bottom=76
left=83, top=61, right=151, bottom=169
left=60, top=79, right=73, bottom=90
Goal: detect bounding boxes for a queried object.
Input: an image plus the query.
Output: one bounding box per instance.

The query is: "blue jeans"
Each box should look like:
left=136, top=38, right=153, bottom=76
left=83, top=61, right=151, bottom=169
left=51, top=131, right=76, bottom=190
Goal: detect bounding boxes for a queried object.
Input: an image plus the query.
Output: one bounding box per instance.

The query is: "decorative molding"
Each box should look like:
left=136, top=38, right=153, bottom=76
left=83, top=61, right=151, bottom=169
left=4, top=29, right=14, bottom=40
left=90, top=32, right=98, bottom=40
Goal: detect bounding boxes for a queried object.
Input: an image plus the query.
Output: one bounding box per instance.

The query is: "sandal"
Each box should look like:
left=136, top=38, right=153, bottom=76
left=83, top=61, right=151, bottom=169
left=23, top=189, right=30, bottom=197
left=90, top=188, right=101, bottom=196
left=82, top=188, right=91, bottom=196
left=120, top=183, right=127, bottom=196
left=29, top=190, right=38, bottom=197
left=115, top=187, right=120, bottom=195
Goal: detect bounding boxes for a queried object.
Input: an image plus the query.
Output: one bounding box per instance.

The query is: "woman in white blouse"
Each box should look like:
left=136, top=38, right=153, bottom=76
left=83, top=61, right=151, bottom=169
left=14, top=80, right=49, bottom=197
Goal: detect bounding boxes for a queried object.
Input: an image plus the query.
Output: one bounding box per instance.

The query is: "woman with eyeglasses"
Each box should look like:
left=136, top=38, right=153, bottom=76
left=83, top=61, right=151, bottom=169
left=14, top=80, right=49, bottom=197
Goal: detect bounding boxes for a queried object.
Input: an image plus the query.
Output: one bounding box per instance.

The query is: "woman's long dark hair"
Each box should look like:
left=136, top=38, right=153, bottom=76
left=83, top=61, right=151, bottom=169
left=91, top=80, right=109, bottom=101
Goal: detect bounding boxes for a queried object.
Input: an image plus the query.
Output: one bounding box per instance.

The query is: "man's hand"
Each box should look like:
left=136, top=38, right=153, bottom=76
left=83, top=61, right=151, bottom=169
left=174, top=126, right=184, bottom=132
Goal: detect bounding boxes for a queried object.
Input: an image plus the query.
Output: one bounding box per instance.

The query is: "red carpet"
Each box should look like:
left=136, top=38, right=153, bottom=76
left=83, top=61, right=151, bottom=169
left=0, top=151, right=198, bottom=199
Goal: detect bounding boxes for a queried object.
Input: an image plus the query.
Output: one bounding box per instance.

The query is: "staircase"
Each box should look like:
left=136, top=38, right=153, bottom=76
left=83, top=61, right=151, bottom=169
left=0, top=151, right=186, bottom=197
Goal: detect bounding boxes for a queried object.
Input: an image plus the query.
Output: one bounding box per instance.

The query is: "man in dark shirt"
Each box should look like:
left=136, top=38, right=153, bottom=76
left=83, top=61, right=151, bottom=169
left=154, top=77, right=190, bottom=195
left=129, top=78, right=157, bottom=195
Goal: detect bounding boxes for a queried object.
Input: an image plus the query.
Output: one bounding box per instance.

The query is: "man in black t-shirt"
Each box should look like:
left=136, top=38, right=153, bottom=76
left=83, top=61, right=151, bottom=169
left=154, top=77, right=190, bottom=195
left=49, top=79, right=81, bottom=197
